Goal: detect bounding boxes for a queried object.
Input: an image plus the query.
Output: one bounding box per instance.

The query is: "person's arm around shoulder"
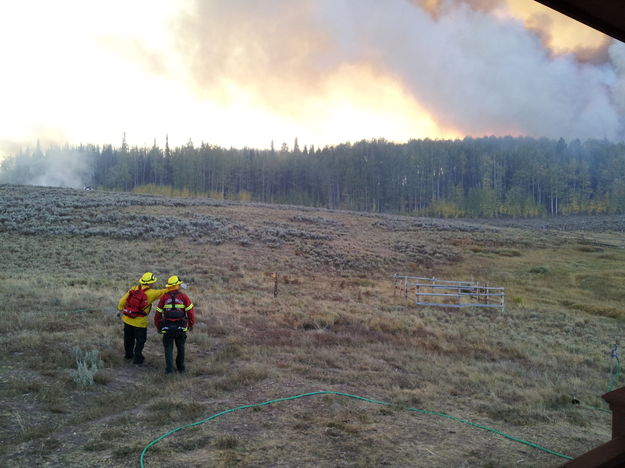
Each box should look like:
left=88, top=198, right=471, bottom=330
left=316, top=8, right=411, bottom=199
left=146, top=287, right=168, bottom=304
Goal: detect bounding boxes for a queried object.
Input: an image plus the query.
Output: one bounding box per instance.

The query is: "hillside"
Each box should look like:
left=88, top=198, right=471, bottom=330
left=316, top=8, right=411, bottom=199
left=1, top=183, right=624, bottom=467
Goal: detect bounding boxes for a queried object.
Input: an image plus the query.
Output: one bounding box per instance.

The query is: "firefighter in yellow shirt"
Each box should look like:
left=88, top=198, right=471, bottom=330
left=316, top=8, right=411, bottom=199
left=117, top=272, right=167, bottom=365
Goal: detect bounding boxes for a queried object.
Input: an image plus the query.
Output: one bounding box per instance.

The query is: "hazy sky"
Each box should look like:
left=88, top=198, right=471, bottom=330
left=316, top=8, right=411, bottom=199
left=0, top=0, right=621, bottom=158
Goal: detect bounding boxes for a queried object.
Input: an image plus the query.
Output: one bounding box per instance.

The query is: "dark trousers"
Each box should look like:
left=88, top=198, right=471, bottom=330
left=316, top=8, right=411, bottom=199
left=163, top=331, right=187, bottom=373
left=124, top=323, right=147, bottom=364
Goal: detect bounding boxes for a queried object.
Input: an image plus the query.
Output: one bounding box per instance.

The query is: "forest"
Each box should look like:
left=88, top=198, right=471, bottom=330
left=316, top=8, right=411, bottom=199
left=2, top=135, right=625, bottom=218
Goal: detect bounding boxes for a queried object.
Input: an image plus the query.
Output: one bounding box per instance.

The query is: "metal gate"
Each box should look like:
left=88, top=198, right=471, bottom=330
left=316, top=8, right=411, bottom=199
left=393, top=275, right=505, bottom=311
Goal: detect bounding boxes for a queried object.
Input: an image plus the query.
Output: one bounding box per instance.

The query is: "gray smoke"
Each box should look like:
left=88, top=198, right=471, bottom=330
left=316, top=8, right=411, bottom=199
left=173, top=0, right=625, bottom=141
left=0, top=147, right=91, bottom=189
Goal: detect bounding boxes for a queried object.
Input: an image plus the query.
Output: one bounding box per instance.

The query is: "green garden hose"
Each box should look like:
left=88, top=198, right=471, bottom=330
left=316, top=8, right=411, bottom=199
left=570, top=345, right=621, bottom=413
left=139, top=390, right=574, bottom=467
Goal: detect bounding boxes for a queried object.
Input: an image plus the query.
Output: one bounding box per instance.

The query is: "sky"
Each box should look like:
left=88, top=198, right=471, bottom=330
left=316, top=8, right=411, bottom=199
left=0, top=0, right=623, bottom=158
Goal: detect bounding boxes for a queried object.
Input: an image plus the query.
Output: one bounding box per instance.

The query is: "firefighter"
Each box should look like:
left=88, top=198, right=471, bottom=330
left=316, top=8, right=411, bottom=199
left=117, top=272, right=168, bottom=365
left=154, top=275, right=195, bottom=374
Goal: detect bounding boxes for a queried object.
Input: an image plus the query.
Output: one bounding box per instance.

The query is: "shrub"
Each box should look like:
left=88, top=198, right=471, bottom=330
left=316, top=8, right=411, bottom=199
left=70, top=346, right=104, bottom=387
left=511, top=296, right=524, bottom=305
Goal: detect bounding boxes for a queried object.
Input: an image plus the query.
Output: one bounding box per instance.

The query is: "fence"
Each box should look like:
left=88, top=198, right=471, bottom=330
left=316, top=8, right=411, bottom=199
left=393, top=275, right=505, bottom=311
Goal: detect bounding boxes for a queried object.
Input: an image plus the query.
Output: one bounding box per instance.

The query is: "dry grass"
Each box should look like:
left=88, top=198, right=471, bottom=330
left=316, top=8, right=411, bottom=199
left=0, top=184, right=624, bottom=467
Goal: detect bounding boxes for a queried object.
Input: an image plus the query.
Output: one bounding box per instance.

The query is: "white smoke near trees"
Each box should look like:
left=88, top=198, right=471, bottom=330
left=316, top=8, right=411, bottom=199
left=608, top=42, right=625, bottom=115
left=0, top=147, right=91, bottom=189
left=174, top=0, right=625, bottom=141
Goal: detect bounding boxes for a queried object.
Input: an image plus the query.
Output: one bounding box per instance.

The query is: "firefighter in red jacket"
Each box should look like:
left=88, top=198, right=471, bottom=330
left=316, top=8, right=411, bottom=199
left=154, top=275, right=195, bottom=374
left=117, top=272, right=167, bottom=365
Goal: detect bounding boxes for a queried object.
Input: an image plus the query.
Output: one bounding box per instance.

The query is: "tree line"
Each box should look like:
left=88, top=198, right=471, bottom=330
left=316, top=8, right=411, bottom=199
left=2, top=135, right=625, bottom=217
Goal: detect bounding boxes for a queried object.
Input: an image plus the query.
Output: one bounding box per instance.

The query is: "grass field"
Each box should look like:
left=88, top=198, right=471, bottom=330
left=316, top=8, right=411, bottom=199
left=1, top=184, right=624, bottom=467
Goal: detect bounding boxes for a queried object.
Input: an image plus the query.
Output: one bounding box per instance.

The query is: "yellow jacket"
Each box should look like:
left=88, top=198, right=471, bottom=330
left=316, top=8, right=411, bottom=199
left=118, top=285, right=168, bottom=328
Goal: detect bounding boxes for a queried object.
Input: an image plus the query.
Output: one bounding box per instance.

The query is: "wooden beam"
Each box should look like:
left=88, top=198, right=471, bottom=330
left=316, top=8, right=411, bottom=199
left=534, top=1, right=625, bottom=43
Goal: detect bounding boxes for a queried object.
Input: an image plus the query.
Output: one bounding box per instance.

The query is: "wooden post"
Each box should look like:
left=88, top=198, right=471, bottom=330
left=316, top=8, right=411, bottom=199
left=272, top=272, right=278, bottom=297
left=605, top=387, right=625, bottom=440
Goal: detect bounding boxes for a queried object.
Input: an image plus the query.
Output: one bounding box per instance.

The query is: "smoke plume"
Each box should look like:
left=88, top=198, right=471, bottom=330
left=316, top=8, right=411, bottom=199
left=0, top=147, right=91, bottom=189
left=173, top=0, right=625, bottom=141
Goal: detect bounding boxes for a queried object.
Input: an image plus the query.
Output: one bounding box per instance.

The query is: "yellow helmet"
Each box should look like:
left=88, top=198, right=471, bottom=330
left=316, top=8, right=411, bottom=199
left=167, top=275, right=183, bottom=287
left=139, top=272, right=157, bottom=285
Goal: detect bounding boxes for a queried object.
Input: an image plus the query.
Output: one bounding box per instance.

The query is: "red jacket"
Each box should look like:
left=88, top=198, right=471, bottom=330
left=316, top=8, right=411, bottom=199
left=154, top=290, right=195, bottom=330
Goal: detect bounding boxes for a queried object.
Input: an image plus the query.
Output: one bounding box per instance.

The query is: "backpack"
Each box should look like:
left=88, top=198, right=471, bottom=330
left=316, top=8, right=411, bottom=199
left=161, top=292, right=188, bottom=332
left=123, top=287, right=149, bottom=318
